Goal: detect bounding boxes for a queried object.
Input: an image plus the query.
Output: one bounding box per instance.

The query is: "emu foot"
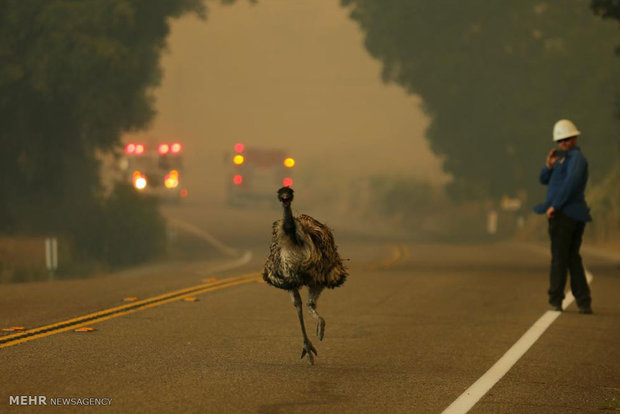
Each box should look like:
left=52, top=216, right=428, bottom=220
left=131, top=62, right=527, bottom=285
left=300, top=340, right=318, bottom=365
left=316, top=317, right=326, bottom=341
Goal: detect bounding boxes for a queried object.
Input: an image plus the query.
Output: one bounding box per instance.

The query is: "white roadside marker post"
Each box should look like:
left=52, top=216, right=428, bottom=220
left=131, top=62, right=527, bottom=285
left=45, top=237, right=58, bottom=281
left=487, top=210, right=498, bottom=235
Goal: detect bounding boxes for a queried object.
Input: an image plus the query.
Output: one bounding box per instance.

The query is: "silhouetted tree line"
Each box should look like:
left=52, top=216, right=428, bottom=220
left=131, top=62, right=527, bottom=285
left=341, top=0, right=620, bottom=204
left=590, top=0, right=620, bottom=240
left=593, top=0, right=620, bottom=26
left=0, top=0, right=220, bottom=268
left=593, top=0, right=620, bottom=109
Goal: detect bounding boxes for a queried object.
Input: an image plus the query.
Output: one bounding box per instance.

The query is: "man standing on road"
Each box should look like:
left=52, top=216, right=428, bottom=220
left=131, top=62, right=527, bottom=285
left=533, top=119, right=592, bottom=314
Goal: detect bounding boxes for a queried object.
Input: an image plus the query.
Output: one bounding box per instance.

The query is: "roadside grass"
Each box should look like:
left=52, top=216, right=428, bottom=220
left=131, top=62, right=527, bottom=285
left=599, top=395, right=620, bottom=411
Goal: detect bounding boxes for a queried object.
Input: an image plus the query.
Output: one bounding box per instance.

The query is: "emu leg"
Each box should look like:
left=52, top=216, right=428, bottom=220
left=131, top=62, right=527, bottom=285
left=289, top=289, right=317, bottom=365
left=307, top=285, right=326, bottom=341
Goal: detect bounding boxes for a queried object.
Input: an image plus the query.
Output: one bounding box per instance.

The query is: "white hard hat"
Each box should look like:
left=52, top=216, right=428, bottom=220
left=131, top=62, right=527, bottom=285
left=553, top=119, right=581, bottom=141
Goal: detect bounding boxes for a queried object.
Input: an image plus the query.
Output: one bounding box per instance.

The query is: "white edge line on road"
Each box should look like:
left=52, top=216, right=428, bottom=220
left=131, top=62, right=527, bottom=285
left=168, top=217, right=240, bottom=257
left=442, top=270, right=594, bottom=414
left=166, top=217, right=253, bottom=275
left=195, top=250, right=253, bottom=277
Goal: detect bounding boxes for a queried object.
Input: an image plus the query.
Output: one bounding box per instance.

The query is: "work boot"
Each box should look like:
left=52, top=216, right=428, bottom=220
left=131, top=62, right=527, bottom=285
left=578, top=306, right=592, bottom=315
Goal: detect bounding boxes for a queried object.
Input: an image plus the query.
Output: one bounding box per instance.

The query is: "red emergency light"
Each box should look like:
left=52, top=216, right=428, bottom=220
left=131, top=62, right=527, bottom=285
left=282, top=177, right=293, bottom=187
left=125, top=143, right=146, bottom=155
left=233, top=175, right=243, bottom=185
left=171, top=143, right=182, bottom=154
left=158, top=144, right=169, bottom=155
left=234, top=143, right=245, bottom=153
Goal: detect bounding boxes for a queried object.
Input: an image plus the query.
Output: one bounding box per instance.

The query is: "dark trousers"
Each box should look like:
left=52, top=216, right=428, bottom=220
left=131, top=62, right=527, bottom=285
left=548, top=213, right=591, bottom=308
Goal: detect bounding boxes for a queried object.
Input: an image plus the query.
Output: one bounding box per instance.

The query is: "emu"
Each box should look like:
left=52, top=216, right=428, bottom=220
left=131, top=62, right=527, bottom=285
left=263, top=187, right=347, bottom=365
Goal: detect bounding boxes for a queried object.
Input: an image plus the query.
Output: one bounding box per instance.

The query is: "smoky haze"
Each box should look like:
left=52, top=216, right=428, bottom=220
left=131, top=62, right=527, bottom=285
left=125, top=0, right=448, bottom=205
left=3, top=0, right=617, bottom=283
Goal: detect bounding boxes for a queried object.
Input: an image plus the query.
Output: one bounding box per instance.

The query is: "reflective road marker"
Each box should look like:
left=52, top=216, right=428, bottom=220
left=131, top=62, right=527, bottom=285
left=0, top=274, right=260, bottom=350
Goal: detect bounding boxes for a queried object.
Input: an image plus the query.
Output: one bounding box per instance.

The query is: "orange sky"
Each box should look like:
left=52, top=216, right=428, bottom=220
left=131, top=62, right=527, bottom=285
left=126, top=0, right=448, bottom=197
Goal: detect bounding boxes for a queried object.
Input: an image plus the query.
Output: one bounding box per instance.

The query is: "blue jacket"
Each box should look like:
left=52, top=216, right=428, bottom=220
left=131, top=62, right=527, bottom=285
left=533, top=146, right=591, bottom=222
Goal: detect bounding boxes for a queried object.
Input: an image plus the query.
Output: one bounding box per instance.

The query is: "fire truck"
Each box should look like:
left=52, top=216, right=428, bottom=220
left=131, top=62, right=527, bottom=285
left=121, top=140, right=188, bottom=202
left=227, top=143, right=295, bottom=206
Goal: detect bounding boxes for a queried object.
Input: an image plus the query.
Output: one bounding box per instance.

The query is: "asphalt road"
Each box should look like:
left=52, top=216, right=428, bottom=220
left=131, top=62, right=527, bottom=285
left=1, top=200, right=619, bottom=413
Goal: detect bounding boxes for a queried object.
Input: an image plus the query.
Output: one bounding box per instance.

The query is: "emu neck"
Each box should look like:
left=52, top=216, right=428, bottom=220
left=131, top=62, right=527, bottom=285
left=282, top=203, right=299, bottom=244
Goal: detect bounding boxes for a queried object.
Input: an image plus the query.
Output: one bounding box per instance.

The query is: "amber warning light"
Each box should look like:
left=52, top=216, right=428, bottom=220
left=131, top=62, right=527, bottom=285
left=132, top=171, right=147, bottom=190
left=233, top=155, right=245, bottom=165
left=165, top=170, right=179, bottom=189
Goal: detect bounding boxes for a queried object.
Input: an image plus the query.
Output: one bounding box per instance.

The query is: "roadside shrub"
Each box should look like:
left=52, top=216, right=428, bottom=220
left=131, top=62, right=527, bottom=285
left=100, top=183, right=166, bottom=268
left=71, top=183, right=166, bottom=269
left=588, top=163, right=620, bottom=242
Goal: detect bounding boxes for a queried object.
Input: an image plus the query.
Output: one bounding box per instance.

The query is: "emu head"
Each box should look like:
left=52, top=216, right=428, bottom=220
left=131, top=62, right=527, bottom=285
left=277, top=186, right=294, bottom=206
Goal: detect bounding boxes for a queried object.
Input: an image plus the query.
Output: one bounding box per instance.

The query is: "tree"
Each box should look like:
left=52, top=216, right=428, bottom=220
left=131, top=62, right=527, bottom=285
left=0, top=0, right=253, bottom=269
left=592, top=0, right=620, bottom=23
left=592, top=0, right=620, bottom=114
left=590, top=0, right=620, bottom=242
left=341, top=0, right=620, bottom=203
left=0, top=0, right=212, bottom=233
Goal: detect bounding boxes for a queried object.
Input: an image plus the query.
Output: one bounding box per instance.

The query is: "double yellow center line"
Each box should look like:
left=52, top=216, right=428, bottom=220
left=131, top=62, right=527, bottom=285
left=2, top=244, right=408, bottom=350
left=0, top=273, right=261, bottom=350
